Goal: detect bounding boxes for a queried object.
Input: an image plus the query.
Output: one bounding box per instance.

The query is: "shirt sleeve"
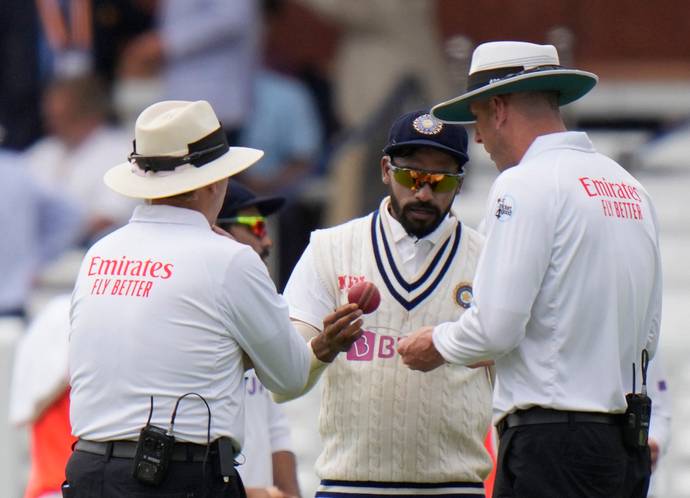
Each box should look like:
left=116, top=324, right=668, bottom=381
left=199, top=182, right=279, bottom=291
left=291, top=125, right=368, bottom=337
left=266, top=399, right=294, bottom=453
left=643, top=201, right=663, bottom=359
left=283, top=243, right=335, bottom=330
left=223, top=247, right=310, bottom=395
left=433, top=172, right=554, bottom=364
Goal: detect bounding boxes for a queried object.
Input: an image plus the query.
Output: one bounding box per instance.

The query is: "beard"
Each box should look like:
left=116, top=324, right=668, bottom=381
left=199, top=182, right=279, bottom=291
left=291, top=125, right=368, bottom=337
left=389, top=195, right=448, bottom=238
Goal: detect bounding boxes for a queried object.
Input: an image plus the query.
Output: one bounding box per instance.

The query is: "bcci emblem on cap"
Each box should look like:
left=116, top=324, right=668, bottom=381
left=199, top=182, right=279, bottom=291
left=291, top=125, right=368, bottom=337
left=454, top=282, right=474, bottom=309
left=412, top=114, right=443, bottom=135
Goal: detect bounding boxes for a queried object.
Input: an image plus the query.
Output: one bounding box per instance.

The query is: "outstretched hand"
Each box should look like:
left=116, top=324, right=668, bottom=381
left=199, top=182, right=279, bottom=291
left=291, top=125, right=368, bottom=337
left=398, top=326, right=446, bottom=372
left=311, top=303, right=363, bottom=363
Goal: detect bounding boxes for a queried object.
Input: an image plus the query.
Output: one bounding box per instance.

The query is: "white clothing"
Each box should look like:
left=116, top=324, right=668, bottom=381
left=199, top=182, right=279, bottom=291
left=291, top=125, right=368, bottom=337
left=9, top=295, right=70, bottom=425
left=285, top=202, right=458, bottom=320
left=69, top=204, right=309, bottom=446
left=25, top=126, right=136, bottom=227
left=647, top=352, right=671, bottom=454
left=238, top=370, right=294, bottom=487
left=433, top=132, right=663, bottom=422
left=285, top=198, right=492, bottom=485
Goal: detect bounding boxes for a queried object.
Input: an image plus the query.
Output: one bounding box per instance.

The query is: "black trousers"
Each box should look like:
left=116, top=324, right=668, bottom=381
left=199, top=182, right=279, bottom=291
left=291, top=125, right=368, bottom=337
left=63, top=449, right=246, bottom=497
left=493, top=423, right=651, bottom=498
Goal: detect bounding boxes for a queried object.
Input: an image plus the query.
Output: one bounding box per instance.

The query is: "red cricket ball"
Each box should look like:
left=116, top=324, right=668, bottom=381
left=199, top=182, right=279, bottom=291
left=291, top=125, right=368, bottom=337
left=347, top=281, right=381, bottom=314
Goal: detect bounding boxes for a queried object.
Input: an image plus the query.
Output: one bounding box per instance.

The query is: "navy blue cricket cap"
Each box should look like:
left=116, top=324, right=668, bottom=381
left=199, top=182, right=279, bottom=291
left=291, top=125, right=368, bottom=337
left=217, top=181, right=285, bottom=221
left=383, top=110, right=469, bottom=166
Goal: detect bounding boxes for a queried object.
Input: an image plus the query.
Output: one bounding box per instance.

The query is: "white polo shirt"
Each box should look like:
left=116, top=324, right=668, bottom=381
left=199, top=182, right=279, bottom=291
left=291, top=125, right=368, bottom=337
left=433, top=132, right=662, bottom=421
left=69, top=205, right=309, bottom=445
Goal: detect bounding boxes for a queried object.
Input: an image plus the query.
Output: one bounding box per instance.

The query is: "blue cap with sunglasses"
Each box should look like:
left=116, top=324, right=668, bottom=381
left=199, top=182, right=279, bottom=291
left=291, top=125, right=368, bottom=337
left=383, top=110, right=469, bottom=167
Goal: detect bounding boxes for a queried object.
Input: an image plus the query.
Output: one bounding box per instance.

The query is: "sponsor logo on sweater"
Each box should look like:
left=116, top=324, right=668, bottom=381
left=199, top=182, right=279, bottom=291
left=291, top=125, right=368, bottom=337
left=346, top=330, right=400, bottom=361
left=337, top=274, right=367, bottom=290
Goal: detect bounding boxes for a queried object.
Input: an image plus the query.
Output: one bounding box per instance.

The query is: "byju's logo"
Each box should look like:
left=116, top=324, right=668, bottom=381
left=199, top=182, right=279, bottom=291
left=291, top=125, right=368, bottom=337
left=495, top=195, right=515, bottom=222
left=346, top=330, right=398, bottom=361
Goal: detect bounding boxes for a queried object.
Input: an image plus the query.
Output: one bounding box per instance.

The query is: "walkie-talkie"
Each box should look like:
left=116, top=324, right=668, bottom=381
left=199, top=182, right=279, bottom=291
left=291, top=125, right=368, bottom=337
left=622, top=349, right=652, bottom=449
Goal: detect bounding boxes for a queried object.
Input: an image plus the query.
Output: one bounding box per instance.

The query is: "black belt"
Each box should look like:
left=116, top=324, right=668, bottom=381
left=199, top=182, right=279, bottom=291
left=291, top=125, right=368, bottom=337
left=496, top=407, right=621, bottom=437
left=75, top=439, right=217, bottom=462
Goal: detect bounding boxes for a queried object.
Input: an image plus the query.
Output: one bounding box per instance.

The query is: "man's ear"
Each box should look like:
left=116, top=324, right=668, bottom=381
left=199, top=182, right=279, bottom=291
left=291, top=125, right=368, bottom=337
left=381, top=156, right=392, bottom=184
left=490, top=95, right=509, bottom=128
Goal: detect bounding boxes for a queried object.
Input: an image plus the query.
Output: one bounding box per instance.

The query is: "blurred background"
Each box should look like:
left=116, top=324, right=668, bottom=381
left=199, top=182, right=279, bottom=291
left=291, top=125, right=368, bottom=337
left=1, top=0, right=689, bottom=497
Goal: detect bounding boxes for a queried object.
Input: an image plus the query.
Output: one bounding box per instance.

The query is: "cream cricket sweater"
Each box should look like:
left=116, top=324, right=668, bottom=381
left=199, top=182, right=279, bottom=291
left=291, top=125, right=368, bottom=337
left=310, top=198, right=493, bottom=482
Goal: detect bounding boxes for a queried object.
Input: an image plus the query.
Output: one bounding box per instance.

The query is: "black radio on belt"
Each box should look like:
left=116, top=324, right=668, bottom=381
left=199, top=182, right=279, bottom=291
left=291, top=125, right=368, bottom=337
left=133, top=423, right=175, bottom=485
left=132, top=393, right=216, bottom=486
left=622, top=350, right=652, bottom=449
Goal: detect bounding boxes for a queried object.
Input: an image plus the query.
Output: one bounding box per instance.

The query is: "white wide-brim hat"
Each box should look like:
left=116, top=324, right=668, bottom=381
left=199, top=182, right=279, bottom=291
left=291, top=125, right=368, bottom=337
left=104, top=100, right=263, bottom=199
left=432, top=41, right=598, bottom=123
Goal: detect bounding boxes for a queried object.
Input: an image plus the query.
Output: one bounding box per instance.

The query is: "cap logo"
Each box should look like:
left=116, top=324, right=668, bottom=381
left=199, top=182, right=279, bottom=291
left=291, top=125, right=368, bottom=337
left=412, top=114, right=443, bottom=135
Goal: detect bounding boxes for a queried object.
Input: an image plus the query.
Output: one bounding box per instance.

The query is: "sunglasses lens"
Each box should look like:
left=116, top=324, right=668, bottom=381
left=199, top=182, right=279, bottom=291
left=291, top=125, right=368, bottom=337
left=251, top=220, right=267, bottom=238
left=392, top=167, right=460, bottom=193
left=392, top=168, right=416, bottom=189
left=432, top=175, right=461, bottom=193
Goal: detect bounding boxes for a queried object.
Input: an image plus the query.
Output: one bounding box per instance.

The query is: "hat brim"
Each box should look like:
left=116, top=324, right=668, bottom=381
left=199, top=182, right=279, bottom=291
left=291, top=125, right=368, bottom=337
left=384, top=139, right=469, bottom=165
left=104, top=147, right=264, bottom=199
left=432, top=69, right=598, bottom=123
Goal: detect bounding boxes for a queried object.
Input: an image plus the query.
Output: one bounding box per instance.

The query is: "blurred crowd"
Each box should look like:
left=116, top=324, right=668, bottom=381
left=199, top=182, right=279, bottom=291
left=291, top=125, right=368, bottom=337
left=0, top=0, right=472, bottom=302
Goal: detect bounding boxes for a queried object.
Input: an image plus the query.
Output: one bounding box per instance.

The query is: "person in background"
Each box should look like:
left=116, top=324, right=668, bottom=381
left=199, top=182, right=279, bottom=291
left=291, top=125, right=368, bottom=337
left=24, top=74, right=135, bottom=242
left=0, top=146, right=83, bottom=321
left=120, top=0, right=259, bottom=143
left=399, top=41, right=662, bottom=498
left=10, top=295, right=75, bottom=498
left=294, top=0, right=452, bottom=130
left=233, top=0, right=324, bottom=291
left=217, top=181, right=300, bottom=498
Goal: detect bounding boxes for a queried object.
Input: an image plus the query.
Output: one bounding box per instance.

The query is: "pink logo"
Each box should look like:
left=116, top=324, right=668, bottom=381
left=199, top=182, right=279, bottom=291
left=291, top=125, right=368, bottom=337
left=347, top=330, right=375, bottom=361
left=346, top=330, right=400, bottom=361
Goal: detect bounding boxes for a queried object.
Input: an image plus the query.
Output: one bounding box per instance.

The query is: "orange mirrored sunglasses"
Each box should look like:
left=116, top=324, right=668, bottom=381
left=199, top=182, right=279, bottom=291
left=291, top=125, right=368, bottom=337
left=388, top=161, right=464, bottom=193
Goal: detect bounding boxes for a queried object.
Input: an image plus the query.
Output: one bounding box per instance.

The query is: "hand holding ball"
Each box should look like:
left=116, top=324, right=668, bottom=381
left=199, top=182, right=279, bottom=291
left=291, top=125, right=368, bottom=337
left=347, top=281, right=381, bottom=314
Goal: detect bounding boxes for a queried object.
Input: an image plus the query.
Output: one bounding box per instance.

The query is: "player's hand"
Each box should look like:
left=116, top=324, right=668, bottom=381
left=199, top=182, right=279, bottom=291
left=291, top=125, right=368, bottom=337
left=311, top=303, right=363, bottom=363
left=398, top=326, right=445, bottom=372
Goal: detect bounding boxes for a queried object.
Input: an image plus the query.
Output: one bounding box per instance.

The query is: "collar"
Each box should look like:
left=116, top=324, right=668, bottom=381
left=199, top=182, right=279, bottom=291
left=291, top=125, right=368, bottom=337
left=521, top=131, right=595, bottom=164
left=380, top=197, right=454, bottom=247
left=129, top=204, right=211, bottom=228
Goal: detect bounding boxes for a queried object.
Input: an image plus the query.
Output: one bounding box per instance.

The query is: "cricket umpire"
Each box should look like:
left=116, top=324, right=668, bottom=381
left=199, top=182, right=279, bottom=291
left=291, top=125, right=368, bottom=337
left=399, top=42, right=663, bottom=498
left=64, top=100, right=313, bottom=497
